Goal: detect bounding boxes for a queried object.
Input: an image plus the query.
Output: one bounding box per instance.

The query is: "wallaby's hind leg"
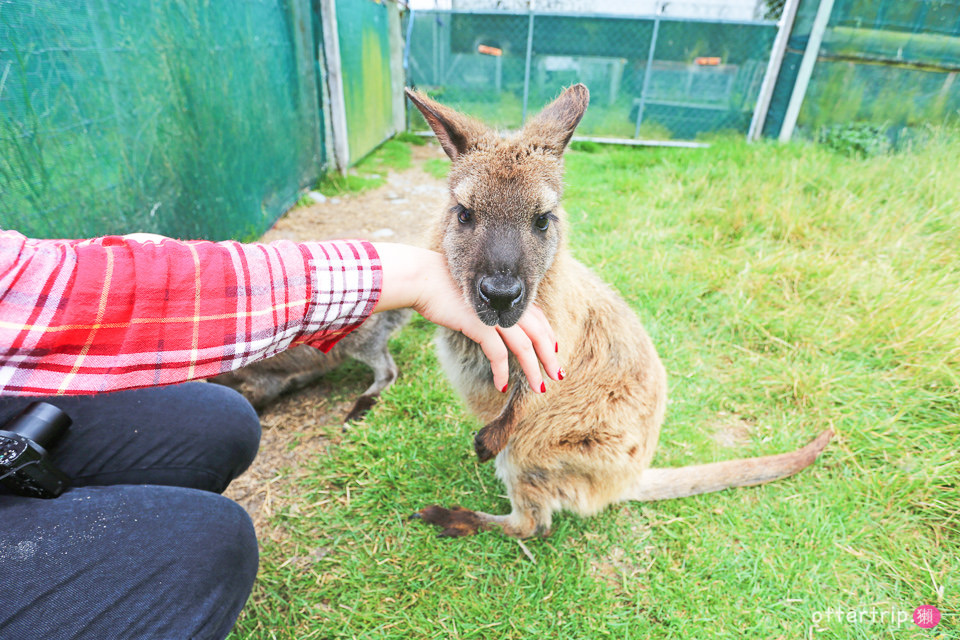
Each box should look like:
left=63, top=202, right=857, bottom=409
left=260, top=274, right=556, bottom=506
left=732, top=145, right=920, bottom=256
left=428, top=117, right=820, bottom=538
left=210, top=371, right=294, bottom=414
left=207, top=349, right=338, bottom=414
left=342, top=345, right=400, bottom=424
left=340, top=309, right=409, bottom=424
left=410, top=503, right=546, bottom=539
left=411, top=458, right=555, bottom=538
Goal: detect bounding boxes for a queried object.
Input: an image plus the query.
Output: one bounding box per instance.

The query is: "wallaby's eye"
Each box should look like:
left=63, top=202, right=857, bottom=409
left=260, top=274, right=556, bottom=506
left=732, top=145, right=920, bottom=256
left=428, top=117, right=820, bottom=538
left=454, top=204, right=473, bottom=225
left=534, top=213, right=551, bottom=232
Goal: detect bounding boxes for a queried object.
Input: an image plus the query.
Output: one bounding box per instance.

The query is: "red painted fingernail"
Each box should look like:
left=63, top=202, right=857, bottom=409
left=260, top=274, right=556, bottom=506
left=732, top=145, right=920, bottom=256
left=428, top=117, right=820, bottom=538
left=555, top=342, right=559, bottom=353
left=540, top=382, right=546, bottom=393
left=500, top=383, right=508, bottom=393
left=558, top=368, right=565, bottom=380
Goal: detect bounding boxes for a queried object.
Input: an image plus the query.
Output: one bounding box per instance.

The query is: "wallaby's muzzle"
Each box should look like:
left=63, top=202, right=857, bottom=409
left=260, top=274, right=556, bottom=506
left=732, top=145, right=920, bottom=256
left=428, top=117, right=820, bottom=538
left=475, top=273, right=525, bottom=327
left=478, top=274, right=523, bottom=311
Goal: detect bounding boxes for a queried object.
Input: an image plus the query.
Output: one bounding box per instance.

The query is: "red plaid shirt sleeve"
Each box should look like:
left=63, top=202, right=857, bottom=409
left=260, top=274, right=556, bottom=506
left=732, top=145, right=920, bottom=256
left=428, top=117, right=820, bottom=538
left=0, top=230, right=382, bottom=396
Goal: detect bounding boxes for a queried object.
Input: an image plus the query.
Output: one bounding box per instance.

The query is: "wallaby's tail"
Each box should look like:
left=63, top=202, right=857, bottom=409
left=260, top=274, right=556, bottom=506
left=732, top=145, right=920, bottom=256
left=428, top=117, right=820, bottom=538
left=627, top=429, right=833, bottom=502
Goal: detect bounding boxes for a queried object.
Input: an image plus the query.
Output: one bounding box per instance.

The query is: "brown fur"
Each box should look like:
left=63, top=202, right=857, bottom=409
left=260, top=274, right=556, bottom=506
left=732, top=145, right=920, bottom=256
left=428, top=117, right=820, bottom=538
left=209, top=309, right=410, bottom=421
left=406, top=84, right=832, bottom=539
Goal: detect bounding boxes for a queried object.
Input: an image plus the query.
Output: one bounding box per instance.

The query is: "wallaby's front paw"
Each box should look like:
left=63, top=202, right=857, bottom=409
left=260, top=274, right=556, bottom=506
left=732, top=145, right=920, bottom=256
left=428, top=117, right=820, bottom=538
left=474, top=424, right=507, bottom=462
left=410, top=505, right=484, bottom=537
left=473, top=428, right=496, bottom=462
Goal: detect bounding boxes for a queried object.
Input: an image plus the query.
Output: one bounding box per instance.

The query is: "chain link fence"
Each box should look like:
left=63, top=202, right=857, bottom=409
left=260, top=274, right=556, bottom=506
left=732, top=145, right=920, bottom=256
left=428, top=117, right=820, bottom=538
left=404, top=5, right=781, bottom=141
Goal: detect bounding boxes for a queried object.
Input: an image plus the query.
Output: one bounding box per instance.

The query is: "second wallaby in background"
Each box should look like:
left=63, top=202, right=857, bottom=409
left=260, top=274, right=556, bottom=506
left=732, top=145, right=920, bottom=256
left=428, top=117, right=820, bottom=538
left=210, top=308, right=410, bottom=420
left=406, top=84, right=832, bottom=539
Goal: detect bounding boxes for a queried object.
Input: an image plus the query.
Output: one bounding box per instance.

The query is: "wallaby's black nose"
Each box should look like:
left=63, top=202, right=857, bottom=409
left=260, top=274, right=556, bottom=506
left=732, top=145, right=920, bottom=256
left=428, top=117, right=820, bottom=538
left=478, top=275, right=523, bottom=312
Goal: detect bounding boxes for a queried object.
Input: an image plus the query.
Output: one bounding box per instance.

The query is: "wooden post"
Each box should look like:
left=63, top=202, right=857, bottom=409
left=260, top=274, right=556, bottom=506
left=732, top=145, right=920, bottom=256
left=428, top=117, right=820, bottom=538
left=320, top=0, right=350, bottom=174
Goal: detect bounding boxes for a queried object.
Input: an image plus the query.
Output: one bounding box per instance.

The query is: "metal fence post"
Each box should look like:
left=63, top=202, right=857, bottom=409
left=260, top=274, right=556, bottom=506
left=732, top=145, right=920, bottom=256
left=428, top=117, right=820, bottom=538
left=634, top=1, right=664, bottom=138
left=521, top=2, right=535, bottom=124
left=387, top=2, right=406, bottom=137
left=403, top=10, right=415, bottom=78
left=779, top=0, right=836, bottom=141
left=432, top=12, right=440, bottom=85
left=747, top=0, right=801, bottom=141
left=402, top=11, right=416, bottom=131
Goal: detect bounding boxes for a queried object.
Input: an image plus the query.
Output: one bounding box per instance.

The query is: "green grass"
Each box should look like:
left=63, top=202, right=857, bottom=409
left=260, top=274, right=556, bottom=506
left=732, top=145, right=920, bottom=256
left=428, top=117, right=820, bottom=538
left=315, top=138, right=415, bottom=197
left=230, top=134, right=959, bottom=639
left=394, top=130, right=429, bottom=146
left=423, top=157, right=451, bottom=180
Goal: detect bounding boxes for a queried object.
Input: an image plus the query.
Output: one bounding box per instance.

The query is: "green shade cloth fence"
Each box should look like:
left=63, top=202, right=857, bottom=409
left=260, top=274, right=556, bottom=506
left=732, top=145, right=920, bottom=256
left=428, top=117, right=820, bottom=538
left=763, top=0, right=960, bottom=138
left=1, top=0, right=403, bottom=241
left=1, top=0, right=324, bottom=240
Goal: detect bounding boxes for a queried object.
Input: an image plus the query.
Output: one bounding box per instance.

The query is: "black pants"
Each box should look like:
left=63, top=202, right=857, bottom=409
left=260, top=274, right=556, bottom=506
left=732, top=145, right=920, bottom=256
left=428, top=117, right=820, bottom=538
left=0, top=383, right=261, bottom=640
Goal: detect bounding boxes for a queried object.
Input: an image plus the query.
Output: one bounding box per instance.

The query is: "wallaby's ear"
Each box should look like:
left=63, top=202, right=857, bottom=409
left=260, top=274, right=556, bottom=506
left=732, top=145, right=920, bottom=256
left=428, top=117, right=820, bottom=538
left=405, top=88, right=489, bottom=161
left=523, top=83, right=589, bottom=155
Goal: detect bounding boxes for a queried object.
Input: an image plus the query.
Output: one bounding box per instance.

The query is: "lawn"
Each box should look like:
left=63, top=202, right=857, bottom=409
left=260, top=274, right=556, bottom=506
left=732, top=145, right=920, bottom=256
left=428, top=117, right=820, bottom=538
left=229, top=132, right=958, bottom=639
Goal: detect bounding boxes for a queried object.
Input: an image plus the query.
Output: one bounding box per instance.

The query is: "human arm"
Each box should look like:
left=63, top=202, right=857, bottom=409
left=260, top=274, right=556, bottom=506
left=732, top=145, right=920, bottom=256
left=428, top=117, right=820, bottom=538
left=0, top=231, right=379, bottom=395
left=0, top=232, right=559, bottom=396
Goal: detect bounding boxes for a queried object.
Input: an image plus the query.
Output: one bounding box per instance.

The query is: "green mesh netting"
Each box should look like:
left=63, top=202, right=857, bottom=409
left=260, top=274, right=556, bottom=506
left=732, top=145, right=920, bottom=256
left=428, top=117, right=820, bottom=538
left=807, top=0, right=960, bottom=132
left=0, top=0, right=323, bottom=241
left=764, top=0, right=960, bottom=138
left=404, top=10, right=778, bottom=141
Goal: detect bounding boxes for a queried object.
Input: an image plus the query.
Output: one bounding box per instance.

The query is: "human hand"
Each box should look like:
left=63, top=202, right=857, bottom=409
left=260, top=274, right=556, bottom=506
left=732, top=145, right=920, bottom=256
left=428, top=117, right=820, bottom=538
left=373, top=243, right=562, bottom=393
left=122, top=233, right=168, bottom=243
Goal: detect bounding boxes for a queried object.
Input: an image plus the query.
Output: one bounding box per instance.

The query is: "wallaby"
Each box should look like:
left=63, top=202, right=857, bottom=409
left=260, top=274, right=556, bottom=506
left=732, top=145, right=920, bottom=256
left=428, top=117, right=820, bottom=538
left=405, top=84, right=832, bottom=539
left=210, top=308, right=411, bottom=421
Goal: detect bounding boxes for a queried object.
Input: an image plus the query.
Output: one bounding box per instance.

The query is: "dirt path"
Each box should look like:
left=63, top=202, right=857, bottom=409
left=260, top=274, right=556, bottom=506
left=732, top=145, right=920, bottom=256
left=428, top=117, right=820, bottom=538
left=223, top=143, right=449, bottom=536
left=261, top=143, right=447, bottom=247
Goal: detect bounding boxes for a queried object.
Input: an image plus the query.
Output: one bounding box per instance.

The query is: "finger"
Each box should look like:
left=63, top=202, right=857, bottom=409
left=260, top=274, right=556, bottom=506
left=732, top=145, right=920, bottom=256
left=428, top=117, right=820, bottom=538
left=522, top=304, right=557, bottom=353
left=479, top=332, right=511, bottom=392
left=516, top=306, right=562, bottom=381
left=497, top=325, right=544, bottom=393
left=458, top=322, right=511, bottom=392
left=123, top=233, right=167, bottom=244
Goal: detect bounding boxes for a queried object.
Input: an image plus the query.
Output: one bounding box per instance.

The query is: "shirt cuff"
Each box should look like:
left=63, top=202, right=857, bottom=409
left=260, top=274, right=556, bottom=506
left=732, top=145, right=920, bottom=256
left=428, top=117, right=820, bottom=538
left=295, top=239, right=382, bottom=352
